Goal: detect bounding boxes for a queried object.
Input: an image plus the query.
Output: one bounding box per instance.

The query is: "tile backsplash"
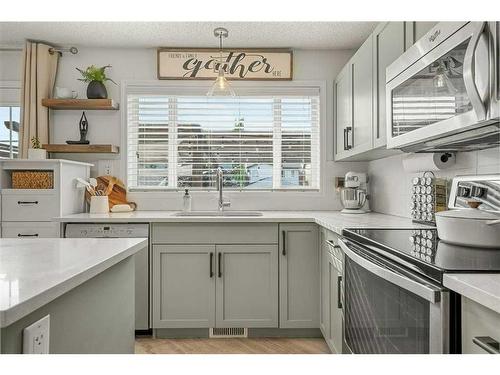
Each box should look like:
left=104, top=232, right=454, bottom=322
left=367, top=147, right=500, bottom=218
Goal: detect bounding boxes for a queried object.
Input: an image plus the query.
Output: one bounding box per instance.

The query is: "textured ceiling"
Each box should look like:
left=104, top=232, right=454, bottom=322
left=0, top=22, right=377, bottom=50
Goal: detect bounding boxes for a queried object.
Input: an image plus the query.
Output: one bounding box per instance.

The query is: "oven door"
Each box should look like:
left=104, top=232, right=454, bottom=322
left=386, top=22, right=490, bottom=150
left=338, top=238, right=449, bottom=354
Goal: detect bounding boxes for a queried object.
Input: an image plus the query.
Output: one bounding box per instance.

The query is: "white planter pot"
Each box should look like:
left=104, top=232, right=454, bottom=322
left=27, top=148, right=47, bottom=160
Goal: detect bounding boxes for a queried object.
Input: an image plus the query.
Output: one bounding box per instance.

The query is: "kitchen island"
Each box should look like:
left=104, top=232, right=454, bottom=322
left=0, top=238, right=147, bottom=354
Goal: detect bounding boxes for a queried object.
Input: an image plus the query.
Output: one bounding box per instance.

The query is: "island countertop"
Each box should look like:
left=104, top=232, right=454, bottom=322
left=0, top=238, right=147, bottom=328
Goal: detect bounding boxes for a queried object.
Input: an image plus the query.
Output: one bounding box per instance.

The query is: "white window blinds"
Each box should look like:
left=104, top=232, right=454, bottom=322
left=127, top=85, right=320, bottom=191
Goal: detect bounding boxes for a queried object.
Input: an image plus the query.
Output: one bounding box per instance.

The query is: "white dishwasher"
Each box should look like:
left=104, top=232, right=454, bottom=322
left=64, top=223, right=150, bottom=332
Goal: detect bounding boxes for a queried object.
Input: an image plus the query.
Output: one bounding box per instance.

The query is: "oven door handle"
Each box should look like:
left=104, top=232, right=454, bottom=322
left=463, top=21, right=487, bottom=121
left=338, top=238, right=442, bottom=303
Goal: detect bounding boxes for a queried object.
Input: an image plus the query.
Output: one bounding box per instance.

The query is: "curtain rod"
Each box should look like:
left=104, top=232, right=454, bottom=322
left=0, top=46, right=78, bottom=54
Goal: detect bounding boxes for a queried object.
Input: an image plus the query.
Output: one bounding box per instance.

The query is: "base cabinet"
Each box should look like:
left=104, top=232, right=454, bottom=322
left=152, top=237, right=279, bottom=329
left=216, top=245, right=278, bottom=328
left=462, top=297, right=500, bottom=354
left=152, top=245, right=216, bottom=328
left=320, top=229, right=344, bottom=353
left=279, top=224, right=319, bottom=328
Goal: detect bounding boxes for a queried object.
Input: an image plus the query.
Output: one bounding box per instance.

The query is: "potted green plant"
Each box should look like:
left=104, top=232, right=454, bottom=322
left=76, top=65, right=116, bottom=99
left=28, top=136, right=47, bottom=160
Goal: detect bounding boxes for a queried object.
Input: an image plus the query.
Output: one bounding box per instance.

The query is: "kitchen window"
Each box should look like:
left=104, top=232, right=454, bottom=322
left=126, top=84, right=320, bottom=191
left=0, top=106, right=20, bottom=159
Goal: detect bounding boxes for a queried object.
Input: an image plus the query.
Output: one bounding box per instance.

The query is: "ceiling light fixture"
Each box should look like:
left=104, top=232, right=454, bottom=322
left=207, top=27, right=235, bottom=97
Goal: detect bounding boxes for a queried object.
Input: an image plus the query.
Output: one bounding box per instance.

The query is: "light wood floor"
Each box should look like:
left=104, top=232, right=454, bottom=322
left=135, top=337, right=330, bottom=354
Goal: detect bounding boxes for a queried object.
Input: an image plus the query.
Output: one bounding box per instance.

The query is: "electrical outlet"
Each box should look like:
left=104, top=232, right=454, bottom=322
left=23, top=315, right=50, bottom=354
left=98, top=160, right=114, bottom=176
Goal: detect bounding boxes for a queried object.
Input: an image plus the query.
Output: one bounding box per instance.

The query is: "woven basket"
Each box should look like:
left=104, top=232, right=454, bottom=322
left=12, top=171, right=54, bottom=189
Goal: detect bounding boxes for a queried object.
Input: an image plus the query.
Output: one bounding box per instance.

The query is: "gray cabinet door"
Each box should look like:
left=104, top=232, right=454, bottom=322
left=319, top=230, right=331, bottom=339
left=328, top=253, right=343, bottom=354
left=152, top=245, right=216, bottom=328
left=334, top=63, right=352, bottom=159
left=279, top=224, right=319, bottom=328
left=350, top=36, right=373, bottom=155
left=215, top=244, right=278, bottom=328
left=372, top=22, right=407, bottom=148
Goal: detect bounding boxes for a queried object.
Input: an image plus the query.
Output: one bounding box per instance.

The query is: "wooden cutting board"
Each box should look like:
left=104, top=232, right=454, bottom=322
left=85, top=176, right=137, bottom=210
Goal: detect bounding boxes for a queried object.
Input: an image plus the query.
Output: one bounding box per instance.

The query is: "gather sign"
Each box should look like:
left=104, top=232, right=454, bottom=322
left=157, top=48, right=293, bottom=80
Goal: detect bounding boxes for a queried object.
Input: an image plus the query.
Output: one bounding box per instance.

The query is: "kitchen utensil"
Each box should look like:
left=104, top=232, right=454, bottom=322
left=85, top=176, right=137, bottom=210
left=435, top=208, right=500, bottom=248
left=340, top=187, right=367, bottom=212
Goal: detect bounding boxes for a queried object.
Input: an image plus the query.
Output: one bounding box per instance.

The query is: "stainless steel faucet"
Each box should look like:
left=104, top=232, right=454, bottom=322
left=216, top=167, right=231, bottom=211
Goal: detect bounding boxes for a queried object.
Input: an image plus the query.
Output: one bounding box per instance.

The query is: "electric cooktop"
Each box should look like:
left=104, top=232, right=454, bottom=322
left=342, top=228, right=500, bottom=283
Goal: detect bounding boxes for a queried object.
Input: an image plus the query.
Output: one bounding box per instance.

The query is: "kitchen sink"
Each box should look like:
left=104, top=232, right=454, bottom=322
left=174, top=211, right=263, bottom=217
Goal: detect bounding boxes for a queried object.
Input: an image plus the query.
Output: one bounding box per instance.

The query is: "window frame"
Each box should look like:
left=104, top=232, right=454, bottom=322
left=121, top=80, right=326, bottom=194
left=0, top=80, right=21, bottom=159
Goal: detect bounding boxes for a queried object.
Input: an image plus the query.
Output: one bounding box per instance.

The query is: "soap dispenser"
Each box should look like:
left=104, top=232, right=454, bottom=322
left=183, top=189, right=192, bottom=212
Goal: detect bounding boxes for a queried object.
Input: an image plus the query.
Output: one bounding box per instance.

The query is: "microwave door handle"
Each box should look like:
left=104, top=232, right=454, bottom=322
left=338, top=238, right=442, bottom=303
left=463, top=21, right=487, bottom=121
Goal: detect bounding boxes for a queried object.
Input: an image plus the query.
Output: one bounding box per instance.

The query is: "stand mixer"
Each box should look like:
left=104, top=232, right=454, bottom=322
left=340, top=172, right=370, bottom=214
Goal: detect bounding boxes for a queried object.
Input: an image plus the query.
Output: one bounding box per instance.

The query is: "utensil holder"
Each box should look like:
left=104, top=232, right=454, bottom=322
left=89, top=196, right=109, bottom=214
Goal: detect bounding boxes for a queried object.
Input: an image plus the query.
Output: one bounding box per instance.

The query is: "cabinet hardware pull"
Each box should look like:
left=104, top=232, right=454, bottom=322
left=218, top=252, right=222, bottom=278
left=345, top=126, right=352, bottom=150
left=18, top=233, right=39, bottom=237
left=282, top=230, right=286, bottom=256
left=473, top=336, right=500, bottom=354
left=209, top=252, right=214, bottom=278
left=337, top=275, right=343, bottom=309
left=17, top=201, right=39, bottom=205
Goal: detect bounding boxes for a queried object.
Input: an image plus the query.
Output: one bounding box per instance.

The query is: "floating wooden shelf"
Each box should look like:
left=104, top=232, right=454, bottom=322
left=41, top=99, right=119, bottom=110
left=42, top=144, right=119, bottom=154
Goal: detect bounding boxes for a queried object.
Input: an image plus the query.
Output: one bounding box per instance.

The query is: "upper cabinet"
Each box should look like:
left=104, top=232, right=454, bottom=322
left=334, top=37, right=373, bottom=160
left=334, top=21, right=437, bottom=161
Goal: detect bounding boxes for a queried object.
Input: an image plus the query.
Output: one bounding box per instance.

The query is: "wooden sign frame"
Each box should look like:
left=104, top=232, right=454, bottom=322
left=157, top=48, right=293, bottom=81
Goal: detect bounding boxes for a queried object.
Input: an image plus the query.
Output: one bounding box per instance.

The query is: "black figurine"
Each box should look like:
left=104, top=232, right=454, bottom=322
left=66, top=111, right=90, bottom=144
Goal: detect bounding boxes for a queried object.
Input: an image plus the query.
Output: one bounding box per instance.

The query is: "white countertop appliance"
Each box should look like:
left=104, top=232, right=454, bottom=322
left=340, top=172, right=370, bottom=214
left=386, top=22, right=499, bottom=152
left=64, top=223, right=150, bottom=332
left=436, top=174, right=500, bottom=248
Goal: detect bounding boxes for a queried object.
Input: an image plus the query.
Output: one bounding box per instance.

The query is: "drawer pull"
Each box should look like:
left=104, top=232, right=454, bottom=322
left=18, top=233, right=39, bottom=237
left=17, top=201, right=39, bottom=205
left=473, top=336, right=500, bottom=354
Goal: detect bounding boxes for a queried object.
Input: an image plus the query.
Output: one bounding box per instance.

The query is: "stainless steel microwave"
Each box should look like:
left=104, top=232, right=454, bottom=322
left=386, top=22, right=499, bottom=152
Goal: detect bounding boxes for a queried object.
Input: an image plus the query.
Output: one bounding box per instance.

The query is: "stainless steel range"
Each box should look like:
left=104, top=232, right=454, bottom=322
left=339, top=227, right=500, bottom=354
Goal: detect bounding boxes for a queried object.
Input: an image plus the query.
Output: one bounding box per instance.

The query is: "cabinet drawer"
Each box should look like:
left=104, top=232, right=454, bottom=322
left=2, top=194, right=58, bottom=221
left=2, top=221, right=60, bottom=238
left=462, top=297, right=500, bottom=354
left=152, top=223, right=278, bottom=244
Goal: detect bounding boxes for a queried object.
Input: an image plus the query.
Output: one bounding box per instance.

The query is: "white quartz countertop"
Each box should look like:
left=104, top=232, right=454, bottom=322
left=444, top=273, right=500, bottom=315
left=0, top=238, right=147, bottom=328
left=55, top=211, right=425, bottom=235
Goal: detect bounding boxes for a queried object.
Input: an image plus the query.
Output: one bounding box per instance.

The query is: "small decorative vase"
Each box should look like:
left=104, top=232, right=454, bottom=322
left=86, top=81, right=108, bottom=99
left=27, top=148, right=47, bottom=160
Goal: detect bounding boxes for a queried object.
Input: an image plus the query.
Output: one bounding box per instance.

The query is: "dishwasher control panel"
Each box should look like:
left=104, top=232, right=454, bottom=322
left=65, top=223, right=149, bottom=238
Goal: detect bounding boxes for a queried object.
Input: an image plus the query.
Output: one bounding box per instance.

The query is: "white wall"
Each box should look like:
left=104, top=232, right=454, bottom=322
left=0, top=50, right=22, bottom=104
left=367, top=147, right=500, bottom=218
left=50, top=47, right=368, bottom=211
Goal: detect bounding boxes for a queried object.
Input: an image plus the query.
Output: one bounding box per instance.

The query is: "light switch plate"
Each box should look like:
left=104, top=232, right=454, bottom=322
left=23, top=315, right=50, bottom=354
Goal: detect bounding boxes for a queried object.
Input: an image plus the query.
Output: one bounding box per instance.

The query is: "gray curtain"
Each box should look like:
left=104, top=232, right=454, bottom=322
left=19, top=42, right=59, bottom=157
